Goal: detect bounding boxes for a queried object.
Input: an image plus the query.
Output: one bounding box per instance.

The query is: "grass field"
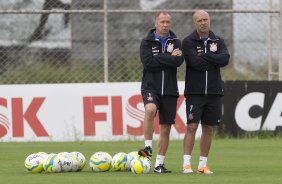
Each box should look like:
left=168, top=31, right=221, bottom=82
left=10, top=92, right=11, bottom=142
left=0, top=138, right=281, bottom=184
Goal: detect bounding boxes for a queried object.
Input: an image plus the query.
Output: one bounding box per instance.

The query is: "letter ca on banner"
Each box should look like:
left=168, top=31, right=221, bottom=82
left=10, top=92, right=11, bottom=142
left=0, top=97, right=48, bottom=138
left=235, top=92, right=282, bottom=131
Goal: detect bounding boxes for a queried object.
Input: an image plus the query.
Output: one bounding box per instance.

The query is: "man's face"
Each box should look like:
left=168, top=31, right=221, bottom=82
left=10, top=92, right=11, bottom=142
left=155, top=13, right=171, bottom=37
left=194, top=11, right=210, bottom=36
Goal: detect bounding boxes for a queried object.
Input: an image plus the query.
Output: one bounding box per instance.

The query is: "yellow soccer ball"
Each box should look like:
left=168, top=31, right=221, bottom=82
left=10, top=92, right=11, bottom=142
left=125, top=151, right=138, bottom=171
left=89, top=152, right=112, bottom=172
left=42, top=153, right=57, bottom=173
left=131, top=155, right=151, bottom=174
left=112, top=152, right=127, bottom=171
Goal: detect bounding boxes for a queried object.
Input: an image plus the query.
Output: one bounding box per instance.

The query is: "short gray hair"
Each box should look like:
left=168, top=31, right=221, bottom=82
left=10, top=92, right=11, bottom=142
left=155, top=11, right=171, bottom=20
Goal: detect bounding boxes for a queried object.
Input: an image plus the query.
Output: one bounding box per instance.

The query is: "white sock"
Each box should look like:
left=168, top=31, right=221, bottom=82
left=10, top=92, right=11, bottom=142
left=155, top=155, right=165, bottom=167
left=183, top=155, right=192, bottom=166
left=198, top=156, right=208, bottom=168
left=144, top=140, right=152, bottom=148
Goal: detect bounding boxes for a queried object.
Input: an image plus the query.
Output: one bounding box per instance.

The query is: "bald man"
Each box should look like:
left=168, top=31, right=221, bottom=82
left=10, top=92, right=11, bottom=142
left=182, top=10, right=230, bottom=174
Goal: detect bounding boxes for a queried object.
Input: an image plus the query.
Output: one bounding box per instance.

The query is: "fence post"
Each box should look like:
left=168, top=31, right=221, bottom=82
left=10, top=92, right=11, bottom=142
left=104, top=0, right=109, bottom=82
left=280, top=0, right=282, bottom=80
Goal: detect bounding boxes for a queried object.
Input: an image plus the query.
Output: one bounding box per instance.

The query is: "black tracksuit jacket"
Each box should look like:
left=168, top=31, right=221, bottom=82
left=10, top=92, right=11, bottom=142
left=140, top=28, right=184, bottom=96
left=182, top=30, right=230, bottom=96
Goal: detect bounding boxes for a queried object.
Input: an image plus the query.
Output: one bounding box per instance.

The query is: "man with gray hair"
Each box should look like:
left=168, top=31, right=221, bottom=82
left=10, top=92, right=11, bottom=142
left=138, top=11, right=184, bottom=173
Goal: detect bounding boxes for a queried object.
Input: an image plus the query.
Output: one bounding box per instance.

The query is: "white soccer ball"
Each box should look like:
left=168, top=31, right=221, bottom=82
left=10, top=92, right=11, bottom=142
left=89, top=151, right=112, bottom=172
left=125, top=151, right=138, bottom=171
left=112, top=152, right=127, bottom=171
left=24, top=153, right=44, bottom=173
left=69, top=153, right=80, bottom=172
left=52, top=156, right=62, bottom=173
left=53, top=152, right=73, bottom=172
left=70, top=152, right=86, bottom=171
left=131, top=155, right=151, bottom=174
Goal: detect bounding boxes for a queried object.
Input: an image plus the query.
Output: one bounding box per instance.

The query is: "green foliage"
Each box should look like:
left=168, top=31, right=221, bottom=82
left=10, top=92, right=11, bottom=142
left=0, top=61, right=105, bottom=84
left=108, top=57, right=143, bottom=82
left=214, top=124, right=282, bottom=139
left=0, top=57, right=274, bottom=84
left=235, top=130, right=282, bottom=139
left=0, top=57, right=146, bottom=84
left=221, top=62, right=270, bottom=81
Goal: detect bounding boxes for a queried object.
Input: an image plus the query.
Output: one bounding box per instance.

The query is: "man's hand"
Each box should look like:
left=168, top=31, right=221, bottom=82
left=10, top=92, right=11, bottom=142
left=171, top=48, right=182, bottom=56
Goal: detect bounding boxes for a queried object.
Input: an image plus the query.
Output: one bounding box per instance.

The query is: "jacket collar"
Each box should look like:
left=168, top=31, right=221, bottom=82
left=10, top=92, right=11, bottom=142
left=145, top=28, right=177, bottom=41
left=154, top=31, right=171, bottom=41
left=190, top=30, right=217, bottom=41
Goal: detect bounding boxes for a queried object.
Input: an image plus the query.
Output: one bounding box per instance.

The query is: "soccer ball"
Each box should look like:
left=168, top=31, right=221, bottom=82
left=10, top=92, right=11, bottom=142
left=70, top=152, right=86, bottom=171
left=43, top=153, right=57, bottom=173
left=24, top=153, right=44, bottom=173
left=89, top=152, right=112, bottom=172
left=125, top=151, right=138, bottom=171
left=112, top=152, right=127, bottom=171
left=52, top=156, right=62, bottom=173
left=131, top=155, right=151, bottom=174
left=93, top=151, right=112, bottom=164
left=69, top=153, right=80, bottom=172
left=53, top=152, right=73, bottom=172
left=36, top=152, right=48, bottom=160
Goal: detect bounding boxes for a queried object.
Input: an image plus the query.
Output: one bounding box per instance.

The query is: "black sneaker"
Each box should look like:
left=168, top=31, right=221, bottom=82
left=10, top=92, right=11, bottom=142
left=154, top=164, right=172, bottom=173
left=138, top=146, right=152, bottom=159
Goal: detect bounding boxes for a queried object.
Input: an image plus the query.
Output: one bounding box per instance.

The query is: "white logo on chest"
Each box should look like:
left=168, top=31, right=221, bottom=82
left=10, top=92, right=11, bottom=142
left=166, top=43, right=174, bottom=53
left=209, top=43, right=217, bottom=52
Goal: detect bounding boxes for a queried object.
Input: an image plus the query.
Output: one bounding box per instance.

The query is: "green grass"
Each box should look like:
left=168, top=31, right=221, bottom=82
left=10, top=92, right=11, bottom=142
left=0, top=139, right=282, bottom=184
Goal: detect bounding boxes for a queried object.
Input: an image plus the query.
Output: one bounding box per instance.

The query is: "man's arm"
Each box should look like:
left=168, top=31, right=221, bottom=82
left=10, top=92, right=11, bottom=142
left=182, top=37, right=216, bottom=71
left=155, top=39, right=184, bottom=68
left=140, top=39, right=164, bottom=72
left=200, top=38, right=230, bottom=67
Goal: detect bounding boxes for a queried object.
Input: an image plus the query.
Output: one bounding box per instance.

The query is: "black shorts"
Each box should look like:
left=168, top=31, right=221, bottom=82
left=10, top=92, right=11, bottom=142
left=185, top=95, right=222, bottom=126
left=142, top=92, right=177, bottom=125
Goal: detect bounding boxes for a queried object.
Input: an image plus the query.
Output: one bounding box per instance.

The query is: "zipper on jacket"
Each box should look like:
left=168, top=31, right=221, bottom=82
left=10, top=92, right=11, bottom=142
left=161, top=71, right=164, bottom=95
left=204, top=40, right=208, bottom=95
left=161, top=40, right=165, bottom=96
left=161, top=38, right=174, bottom=95
left=156, top=38, right=177, bottom=96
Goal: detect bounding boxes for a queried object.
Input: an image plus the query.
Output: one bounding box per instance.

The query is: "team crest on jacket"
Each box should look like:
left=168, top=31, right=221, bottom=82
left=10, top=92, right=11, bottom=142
left=166, top=43, right=174, bottom=53
left=209, top=43, right=217, bottom=52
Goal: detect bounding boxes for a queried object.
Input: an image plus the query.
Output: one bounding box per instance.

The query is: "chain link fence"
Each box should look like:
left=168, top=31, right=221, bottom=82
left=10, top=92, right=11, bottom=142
left=0, top=0, right=280, bottom=84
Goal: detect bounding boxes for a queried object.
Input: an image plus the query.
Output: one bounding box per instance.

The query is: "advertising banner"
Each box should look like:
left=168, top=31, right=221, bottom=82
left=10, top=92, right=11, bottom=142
left=1, top=81, right=281, bottom=141
left=222, top=81, right=282, bottom=136
left=0, top=82, right=190, bottom=142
